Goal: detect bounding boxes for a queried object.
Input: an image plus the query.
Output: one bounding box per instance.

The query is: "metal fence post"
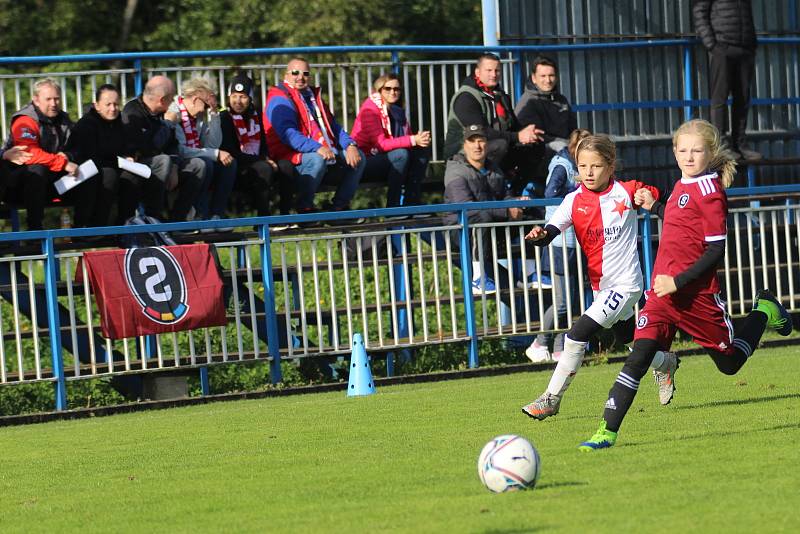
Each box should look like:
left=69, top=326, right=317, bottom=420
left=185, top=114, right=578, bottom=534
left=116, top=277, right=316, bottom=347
left=640, top=210, right=654, bottom=290
left=512, top=48, right=524, bottom=102
left=199, top=367, right=210, bottom=395
left=259, top=224, right=283, bottom=383
left=458, top=210, right=479, bottom=368
left=134, top=59, right=143, bottom=96
left=683, top=44, right=694, bottom=120
left=43, top=236, right=67, bottom=411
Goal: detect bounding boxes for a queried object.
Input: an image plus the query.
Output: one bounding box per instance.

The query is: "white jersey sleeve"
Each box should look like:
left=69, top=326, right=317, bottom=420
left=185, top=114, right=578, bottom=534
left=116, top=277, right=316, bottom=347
left=546, top=192, right=576, bottom=233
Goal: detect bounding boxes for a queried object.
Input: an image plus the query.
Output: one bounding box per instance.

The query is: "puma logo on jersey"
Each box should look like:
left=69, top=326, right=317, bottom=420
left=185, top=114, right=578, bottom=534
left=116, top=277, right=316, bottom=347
left=576, top=206, right=589, bottom=215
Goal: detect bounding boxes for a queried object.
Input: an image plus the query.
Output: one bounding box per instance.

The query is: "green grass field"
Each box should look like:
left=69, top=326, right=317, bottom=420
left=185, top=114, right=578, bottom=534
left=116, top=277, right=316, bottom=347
left=1, top=347, right=798, bottom=533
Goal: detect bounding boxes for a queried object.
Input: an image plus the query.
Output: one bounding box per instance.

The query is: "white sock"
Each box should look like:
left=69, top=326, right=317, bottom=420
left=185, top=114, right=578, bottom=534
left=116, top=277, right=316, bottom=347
left=545, top=335, right=587, bottom=397
left=471, top=261, right=482, bottom=282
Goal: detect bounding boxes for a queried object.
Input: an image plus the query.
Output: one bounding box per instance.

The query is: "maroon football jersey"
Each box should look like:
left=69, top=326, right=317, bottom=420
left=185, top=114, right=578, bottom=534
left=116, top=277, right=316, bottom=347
left=652, top=172, right=728, bottom=294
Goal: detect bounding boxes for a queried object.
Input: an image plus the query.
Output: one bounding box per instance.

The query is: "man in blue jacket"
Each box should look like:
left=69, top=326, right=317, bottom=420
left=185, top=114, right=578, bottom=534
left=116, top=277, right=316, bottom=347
left=264, top=58, right=365, bottom=215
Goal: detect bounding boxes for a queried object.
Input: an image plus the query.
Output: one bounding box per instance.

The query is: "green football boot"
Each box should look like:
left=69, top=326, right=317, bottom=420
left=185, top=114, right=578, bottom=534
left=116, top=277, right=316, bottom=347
left=578, top=421, right=618, bottom=452
left=754, top=290, right=793, bottom=336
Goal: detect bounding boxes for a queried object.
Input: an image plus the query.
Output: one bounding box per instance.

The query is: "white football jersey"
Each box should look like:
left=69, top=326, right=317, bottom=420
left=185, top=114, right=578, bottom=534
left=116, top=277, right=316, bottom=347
left=547, top=179, right=659, bottom=292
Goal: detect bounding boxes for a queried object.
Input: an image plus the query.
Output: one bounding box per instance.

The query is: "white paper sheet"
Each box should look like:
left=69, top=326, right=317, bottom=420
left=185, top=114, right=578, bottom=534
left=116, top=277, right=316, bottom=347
left=117, top=157, right=152, bottom=179
left=54, top=160, right=99, bottom=196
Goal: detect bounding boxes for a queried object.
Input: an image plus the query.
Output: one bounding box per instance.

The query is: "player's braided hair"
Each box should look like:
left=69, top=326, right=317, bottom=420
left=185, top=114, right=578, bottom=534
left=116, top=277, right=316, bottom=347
left=673, top=119, right=737, bottom=188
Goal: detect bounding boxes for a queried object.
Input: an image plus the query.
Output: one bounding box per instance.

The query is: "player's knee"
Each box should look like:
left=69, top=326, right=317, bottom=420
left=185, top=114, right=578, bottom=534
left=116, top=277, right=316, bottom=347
left=709, top=350, right=746, bottom=375
left=566, top=315, right=602, bottom=343
left=612, top=316, right=635, bottom=346
left=625, top=338, right=661, bottom=375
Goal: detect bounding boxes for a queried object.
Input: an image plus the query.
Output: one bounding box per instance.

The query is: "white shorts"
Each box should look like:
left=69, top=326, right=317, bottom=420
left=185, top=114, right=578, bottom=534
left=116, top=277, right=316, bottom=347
left=584, top=287, right=642, bottom=329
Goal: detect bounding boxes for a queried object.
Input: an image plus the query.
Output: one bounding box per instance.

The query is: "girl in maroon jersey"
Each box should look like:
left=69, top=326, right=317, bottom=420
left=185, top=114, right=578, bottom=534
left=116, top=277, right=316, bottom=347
left=580, top=119, right=793, bottom=451
left=521, top=135, right=674, bottom=421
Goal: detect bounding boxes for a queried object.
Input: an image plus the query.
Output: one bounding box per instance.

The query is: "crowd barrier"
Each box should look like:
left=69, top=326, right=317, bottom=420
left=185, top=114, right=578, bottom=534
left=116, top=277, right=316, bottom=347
left=0, top=186, right=798, bottom=412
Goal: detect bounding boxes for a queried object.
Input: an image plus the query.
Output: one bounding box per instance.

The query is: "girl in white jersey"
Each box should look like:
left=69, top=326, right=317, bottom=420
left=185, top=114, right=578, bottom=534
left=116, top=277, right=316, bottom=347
left=521, top=135, right=676, bottom=420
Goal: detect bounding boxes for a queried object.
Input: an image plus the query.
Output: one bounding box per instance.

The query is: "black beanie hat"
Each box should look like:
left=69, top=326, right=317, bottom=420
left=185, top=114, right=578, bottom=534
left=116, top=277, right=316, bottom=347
left=228, top=74, right=254, bottom=97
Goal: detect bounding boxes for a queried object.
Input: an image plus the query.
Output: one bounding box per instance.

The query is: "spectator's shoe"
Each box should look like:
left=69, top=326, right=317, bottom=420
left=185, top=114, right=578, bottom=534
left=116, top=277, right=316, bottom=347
left=517, top=273, right=553, bottom=290
left=653, top=351, right=679, bottom=406
left=525, top=340, right=552, bottom=363
left=320, top=202, right=367, bottom=225
left=270, top=223, right=300, bottom=232
left=521, top=392, right=561, bottom=420
left=471, top=277, right=497, bottom=296
left=754, top=289, right=793, bottom=336
left=296, top=207, right=321, bottom=228
left=737, top=144, right=763, bottom=162
left=200, top=215, right=234, bottom=233
left=579, top=421, right=617, bottom=452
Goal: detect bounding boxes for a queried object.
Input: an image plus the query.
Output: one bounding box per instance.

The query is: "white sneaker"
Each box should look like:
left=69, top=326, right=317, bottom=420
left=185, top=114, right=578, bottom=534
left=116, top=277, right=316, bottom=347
left=525, top=340, right=552, bottom=363
left=471, top=277, right=497, bottom=296
left=653, top=352, right=679, bottom=405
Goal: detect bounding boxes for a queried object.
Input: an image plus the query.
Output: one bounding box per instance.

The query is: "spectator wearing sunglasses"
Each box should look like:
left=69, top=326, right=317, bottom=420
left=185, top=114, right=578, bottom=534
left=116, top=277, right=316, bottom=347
left=351, top=73, right=431, bottom=208
left=165, top=77, right=235, bottom=226
left=264, top=57, right=365, bottom=215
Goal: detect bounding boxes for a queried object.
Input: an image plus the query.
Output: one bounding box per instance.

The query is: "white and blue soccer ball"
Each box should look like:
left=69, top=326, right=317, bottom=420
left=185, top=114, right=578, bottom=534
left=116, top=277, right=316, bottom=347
left=478, top=434, right=541, bottom=493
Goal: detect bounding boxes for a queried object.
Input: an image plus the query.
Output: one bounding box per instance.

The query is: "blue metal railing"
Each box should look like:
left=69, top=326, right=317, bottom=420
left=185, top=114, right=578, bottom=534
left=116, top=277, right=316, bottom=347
left=1, top=183, right=799, bottom=412
left=1, top=37, right=798, bottom=117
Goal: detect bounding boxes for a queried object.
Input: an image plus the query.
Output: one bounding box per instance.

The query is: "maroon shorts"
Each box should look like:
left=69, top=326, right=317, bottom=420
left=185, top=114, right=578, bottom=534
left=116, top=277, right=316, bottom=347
left=634, top=290, right=735, bottom=356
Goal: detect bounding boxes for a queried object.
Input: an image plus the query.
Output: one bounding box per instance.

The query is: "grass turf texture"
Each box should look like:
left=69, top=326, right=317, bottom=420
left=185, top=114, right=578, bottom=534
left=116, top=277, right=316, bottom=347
left=1, top=347, right=798, bottom=533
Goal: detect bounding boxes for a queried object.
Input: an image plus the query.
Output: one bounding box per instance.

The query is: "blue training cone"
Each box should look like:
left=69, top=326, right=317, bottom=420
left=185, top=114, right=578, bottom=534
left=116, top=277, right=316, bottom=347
left=348, top=333, right=376, bottom=397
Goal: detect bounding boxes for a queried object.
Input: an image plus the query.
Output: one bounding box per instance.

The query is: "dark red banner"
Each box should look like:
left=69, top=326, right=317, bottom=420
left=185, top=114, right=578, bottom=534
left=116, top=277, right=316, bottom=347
left=81, top=244, right=227, bottom=339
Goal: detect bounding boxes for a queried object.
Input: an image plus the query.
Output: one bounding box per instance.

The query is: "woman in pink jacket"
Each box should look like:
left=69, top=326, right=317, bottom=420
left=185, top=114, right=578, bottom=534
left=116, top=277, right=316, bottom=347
left=351, top=73, right=431, bottom=208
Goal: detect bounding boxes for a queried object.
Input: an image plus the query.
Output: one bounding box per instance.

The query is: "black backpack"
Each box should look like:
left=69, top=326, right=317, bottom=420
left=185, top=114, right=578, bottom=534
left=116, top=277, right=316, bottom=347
left=121, top=214, right=176, bottom=249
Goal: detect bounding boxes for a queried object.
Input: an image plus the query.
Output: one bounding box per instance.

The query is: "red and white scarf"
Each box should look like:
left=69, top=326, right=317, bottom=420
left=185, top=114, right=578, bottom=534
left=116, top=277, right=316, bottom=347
left=284, top=80, right=336, bottom=151
left=474, top=76, right=507, bottom=120
left=369, top=91, right=392, bottom=138
left=231, top=113, right=261, bottom=156
left=177, top=96, right=201, bottom=148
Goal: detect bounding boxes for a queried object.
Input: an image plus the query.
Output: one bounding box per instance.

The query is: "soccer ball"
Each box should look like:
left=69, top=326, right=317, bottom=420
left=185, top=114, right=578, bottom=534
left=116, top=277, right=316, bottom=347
left=477, top=434, right=541, bottom=493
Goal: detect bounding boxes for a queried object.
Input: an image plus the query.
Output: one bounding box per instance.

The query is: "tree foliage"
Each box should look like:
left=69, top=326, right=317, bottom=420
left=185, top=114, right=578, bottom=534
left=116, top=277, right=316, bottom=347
left=0, top=0, right=482, bottom=57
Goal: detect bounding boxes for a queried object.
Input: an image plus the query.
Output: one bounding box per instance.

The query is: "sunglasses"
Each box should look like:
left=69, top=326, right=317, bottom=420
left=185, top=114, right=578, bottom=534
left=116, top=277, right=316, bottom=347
left=290, top=70, right=310, bottom=77
left=381, top=86, right=401, bottom=93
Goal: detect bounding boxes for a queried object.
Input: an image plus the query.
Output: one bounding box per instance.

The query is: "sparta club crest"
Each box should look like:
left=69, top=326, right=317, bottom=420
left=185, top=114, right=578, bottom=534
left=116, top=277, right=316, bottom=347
left=124, top=247, right=189, bottom=324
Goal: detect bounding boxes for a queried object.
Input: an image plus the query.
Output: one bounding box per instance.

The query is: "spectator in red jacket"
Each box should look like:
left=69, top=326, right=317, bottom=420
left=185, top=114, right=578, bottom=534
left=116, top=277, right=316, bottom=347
left=264, top=57, right=365, bottom=216
left=1, top=78, right=101, bottom=230
left=351, top=73, right=431, bottom=208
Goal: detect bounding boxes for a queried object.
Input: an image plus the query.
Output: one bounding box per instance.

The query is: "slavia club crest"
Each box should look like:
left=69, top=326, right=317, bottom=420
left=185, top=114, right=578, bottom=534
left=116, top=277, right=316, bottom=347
left=124, top=247, right=189, bottom=324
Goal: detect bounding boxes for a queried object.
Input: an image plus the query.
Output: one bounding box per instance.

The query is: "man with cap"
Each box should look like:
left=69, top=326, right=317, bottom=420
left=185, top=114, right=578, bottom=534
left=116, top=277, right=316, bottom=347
left=443, top=124, right=526, bottom=295
left=443, top=53, right=544, bottom=187
left=220, top=73, right=295, bottom=217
